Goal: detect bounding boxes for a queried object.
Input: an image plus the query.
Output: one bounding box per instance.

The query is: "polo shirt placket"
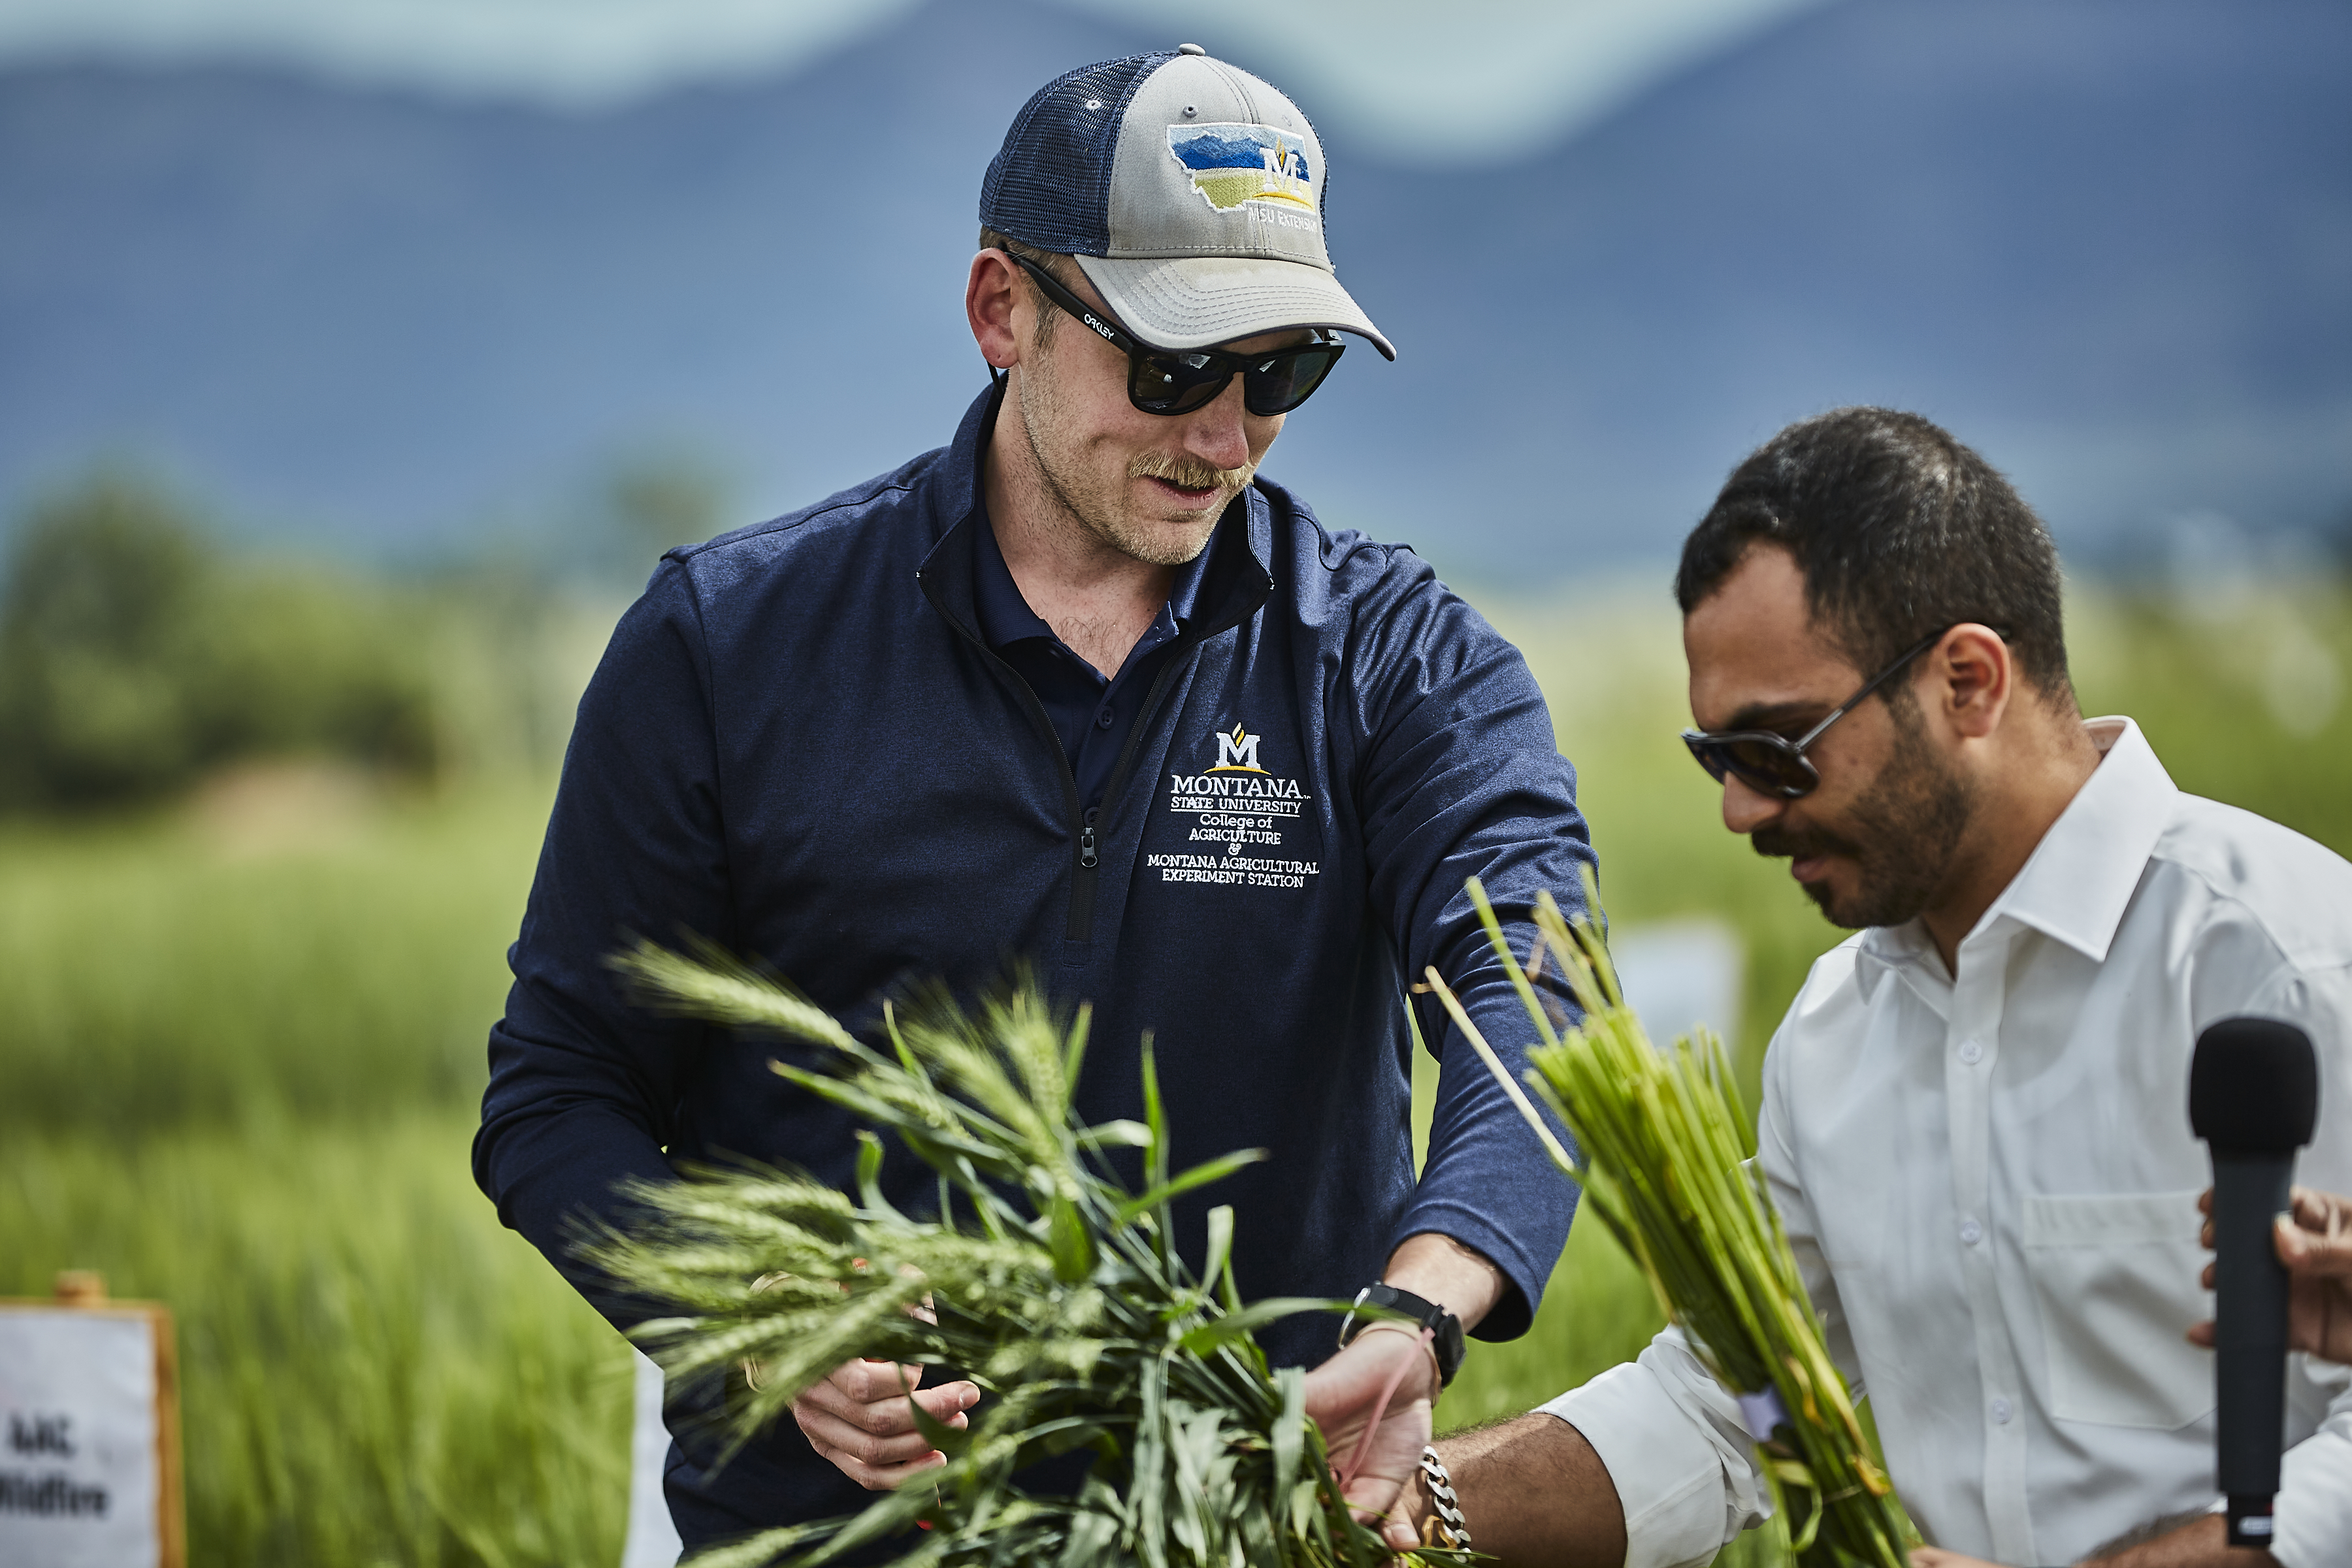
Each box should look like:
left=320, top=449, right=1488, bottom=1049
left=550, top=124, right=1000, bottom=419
left=970, top=500, right=1211, bottom=814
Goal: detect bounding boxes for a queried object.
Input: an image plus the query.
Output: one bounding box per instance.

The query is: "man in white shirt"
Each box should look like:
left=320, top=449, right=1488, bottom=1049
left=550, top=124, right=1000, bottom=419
left=1389, top=408, right=2352, bottom=1567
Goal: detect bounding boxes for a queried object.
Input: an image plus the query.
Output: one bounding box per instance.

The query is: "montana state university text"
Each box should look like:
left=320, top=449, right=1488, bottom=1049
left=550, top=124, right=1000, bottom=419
left=1160, top=757, right=1317, bottom=885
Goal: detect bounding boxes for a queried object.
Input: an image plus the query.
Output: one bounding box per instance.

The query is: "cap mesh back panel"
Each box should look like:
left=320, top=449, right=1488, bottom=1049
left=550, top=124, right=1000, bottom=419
left=979, top=52, right=1173, bottom=256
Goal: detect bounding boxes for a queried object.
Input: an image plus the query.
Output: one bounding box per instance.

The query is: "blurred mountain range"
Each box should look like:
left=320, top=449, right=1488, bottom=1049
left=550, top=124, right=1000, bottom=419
left=3, top=0, right=2347, bottom=580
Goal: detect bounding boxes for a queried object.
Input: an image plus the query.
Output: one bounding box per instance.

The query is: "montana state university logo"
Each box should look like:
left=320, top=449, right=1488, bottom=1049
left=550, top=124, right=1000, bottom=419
left=1211, top=725, right=1264, bottom=773
left=1148, top=723, right=1320, bottom=891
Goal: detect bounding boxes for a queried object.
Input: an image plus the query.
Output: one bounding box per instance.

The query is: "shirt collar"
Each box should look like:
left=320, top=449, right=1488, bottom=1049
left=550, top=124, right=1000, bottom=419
left=928, top=376, right=1002, bottom=549
left=1852, top=919, right=1947, bottom=1011
left=971, top=501, right=1053, bottom=648
left=1853, top=717, right=2178, bottom=996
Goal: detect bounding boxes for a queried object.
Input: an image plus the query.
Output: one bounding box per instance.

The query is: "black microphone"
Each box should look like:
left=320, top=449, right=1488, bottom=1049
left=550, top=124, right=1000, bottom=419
left=2188, top=1016, right=2320, bottom=1550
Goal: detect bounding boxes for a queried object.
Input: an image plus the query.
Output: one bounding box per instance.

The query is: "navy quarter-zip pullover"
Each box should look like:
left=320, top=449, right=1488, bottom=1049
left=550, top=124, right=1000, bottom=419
left=970, top=482, right=1207, bottom=811
left=474, top=380, right=1596, bottom=1543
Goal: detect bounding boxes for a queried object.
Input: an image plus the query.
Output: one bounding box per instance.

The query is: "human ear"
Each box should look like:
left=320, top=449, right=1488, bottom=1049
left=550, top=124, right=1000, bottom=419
left=966, top=250, right=1024, bottom=370
left=1935, top=625, right=2012, bottom=740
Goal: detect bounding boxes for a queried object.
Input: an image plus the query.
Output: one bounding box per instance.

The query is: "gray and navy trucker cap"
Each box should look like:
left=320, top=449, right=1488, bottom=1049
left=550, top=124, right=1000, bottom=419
left=980, top=44, right=1396, bottom=361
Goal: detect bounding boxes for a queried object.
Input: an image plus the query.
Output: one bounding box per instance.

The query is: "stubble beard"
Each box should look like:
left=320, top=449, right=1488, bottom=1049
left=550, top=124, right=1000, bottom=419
left=1015, top=358, right=1255, bottom=568
left=1752, top=702, right=1978, bottom=931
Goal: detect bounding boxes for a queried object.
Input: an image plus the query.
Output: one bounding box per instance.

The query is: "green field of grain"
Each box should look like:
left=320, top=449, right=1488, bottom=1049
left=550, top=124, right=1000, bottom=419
left=4, top=572, right=2348, bottom=1565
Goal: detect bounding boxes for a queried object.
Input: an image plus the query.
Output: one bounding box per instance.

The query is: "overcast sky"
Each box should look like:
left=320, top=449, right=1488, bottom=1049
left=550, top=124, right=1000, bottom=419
left=0, top=0, right=1829, bottom=161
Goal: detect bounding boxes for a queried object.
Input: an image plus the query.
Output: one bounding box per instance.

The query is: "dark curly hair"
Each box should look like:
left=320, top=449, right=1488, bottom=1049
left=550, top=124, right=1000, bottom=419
left=1674, top=407, right=2075, bottom=708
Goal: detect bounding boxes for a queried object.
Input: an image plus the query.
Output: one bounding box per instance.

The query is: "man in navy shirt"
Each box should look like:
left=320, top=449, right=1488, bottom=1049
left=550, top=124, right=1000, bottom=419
left=474, top=44, right=1596, bottom=1551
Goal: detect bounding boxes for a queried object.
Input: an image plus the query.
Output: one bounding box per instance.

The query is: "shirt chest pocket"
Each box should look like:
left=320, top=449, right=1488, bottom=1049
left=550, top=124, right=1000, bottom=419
left=2021, top=1190, right=2214, bottom=1431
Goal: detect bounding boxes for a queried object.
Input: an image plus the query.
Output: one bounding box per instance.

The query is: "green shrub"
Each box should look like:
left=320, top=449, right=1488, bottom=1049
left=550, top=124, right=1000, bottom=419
left=0, top=475, right=216, bottom=804
left=182, top=563, right=440, bottom=776
left=0, top=475, right=442, bottom=811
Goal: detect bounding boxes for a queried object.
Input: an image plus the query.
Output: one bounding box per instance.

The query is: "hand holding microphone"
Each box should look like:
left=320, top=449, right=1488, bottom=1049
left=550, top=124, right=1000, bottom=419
left=2187, top=1016, right=2321, bottom=1551
left=2193, top=1184, right=2352, bottom=1366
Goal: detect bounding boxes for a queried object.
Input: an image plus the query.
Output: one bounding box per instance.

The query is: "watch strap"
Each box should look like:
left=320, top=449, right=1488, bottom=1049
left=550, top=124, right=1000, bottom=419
left=1337, top=1282, right=1467, bottom=1386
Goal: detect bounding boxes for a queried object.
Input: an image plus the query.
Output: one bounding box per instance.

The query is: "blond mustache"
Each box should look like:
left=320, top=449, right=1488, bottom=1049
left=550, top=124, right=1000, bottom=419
left=1130, top=450, right=1254, bottom=495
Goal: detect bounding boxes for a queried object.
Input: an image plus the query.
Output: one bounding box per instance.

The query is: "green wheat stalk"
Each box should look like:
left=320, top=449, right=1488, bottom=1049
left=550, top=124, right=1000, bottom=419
left=585, top=939, right=1475, bottom=1568
left=1431, top=874, right=1917, bottom=1568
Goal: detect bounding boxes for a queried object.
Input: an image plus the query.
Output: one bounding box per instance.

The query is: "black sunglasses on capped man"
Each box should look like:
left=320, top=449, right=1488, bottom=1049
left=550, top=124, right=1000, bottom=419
left=1006, top=252, right=1346, bottom=417
left=1681, top=623, right=2004, bottom=800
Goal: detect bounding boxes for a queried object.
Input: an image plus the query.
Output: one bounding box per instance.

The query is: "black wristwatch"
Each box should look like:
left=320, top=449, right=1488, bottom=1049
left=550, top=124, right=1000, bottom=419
left=1337, top=1284, right=1466, bottom=1387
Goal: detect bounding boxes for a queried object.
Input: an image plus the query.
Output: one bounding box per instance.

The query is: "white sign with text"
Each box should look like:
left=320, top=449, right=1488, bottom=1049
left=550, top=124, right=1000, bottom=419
left=0, top=1310, right=163, bottom=1567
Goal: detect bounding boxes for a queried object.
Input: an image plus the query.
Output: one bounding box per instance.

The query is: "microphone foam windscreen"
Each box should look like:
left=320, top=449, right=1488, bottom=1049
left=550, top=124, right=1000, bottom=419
left=2191, top=1016, right=2319, bottom=1154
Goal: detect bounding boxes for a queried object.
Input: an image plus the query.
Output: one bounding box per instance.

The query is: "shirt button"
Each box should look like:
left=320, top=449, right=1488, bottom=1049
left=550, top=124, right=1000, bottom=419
left=1957, top=1038, right=1984, bottom=1066
left=1094, top=706, right=1115, bottom=728
left=1989, top=1397, right=2013, bottom=1425
left=1958, top=1217, right=1984, bottom=1246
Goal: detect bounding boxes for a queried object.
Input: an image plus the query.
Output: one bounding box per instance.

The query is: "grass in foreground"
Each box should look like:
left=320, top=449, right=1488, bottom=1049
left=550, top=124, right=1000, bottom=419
left=600, top=943, right=1469, bottom=1568
left=1448, top=880, right=1911, bottom=1565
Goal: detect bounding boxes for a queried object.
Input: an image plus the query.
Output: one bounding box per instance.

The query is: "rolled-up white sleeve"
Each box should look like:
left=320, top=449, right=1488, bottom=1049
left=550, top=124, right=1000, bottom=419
left=1539, top=1327, right=1771, bottom=1568
left=2250, top=961, right=2352, bottom=1568
left=2272, top=1354, right=2352, bottom=1568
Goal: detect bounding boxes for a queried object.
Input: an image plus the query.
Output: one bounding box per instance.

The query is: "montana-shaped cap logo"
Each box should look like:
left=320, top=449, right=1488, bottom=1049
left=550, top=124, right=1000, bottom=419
left=1166, top=122, right=1315, bottom=214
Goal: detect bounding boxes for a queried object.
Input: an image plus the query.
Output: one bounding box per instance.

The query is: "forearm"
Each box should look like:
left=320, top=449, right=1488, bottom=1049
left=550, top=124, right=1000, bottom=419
left=1384, top=1230, right=1505, bottom=1333
left=1433, top=1413, right=1627, bottom=1567
left=1913, top=1510, right=2284, bottom=1567
left=2074, top=1514, right=2274, bottom=1567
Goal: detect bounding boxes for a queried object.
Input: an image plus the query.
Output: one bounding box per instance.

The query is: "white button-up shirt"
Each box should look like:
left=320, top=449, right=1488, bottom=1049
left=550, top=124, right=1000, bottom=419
left=1546, top=719, right=2352, bottom=1568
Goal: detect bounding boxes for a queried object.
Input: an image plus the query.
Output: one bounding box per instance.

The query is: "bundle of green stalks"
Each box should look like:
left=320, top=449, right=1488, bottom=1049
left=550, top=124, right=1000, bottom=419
left=1424, top=877, right=1917, bottom=1568
left=589, top=941, right=1475, bottom=1568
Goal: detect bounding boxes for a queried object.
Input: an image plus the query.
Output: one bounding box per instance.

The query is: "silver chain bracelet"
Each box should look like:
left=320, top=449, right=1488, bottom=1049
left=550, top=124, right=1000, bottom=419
left=1416, top=1445, right=1472, bottom=1550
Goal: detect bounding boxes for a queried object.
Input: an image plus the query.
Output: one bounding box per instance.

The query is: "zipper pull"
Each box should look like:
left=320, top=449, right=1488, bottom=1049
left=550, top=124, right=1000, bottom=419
left=1080, top=808, right=1099, bottom=869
